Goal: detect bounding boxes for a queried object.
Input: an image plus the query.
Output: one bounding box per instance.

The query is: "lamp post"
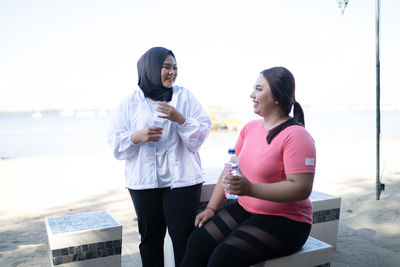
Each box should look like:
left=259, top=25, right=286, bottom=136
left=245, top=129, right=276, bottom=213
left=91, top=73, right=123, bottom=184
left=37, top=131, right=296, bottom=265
left=375, top=0, right=385, bottom=200
left=337, top=0, right=385, bottom=199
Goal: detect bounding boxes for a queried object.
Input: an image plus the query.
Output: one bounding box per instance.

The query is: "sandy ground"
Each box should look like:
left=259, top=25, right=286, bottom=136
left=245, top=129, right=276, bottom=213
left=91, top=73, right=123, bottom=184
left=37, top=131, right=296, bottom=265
left=1, top=137, right=400, bottom=267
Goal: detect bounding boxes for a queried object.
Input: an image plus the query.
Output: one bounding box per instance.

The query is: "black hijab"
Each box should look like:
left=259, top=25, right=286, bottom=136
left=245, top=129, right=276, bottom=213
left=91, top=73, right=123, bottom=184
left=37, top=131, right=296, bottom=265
left=137, top=47, right=175, bottom=102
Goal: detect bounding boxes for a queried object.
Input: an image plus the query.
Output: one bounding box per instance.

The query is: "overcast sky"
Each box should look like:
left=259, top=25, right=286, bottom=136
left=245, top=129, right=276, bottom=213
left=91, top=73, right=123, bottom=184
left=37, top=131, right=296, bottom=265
left=0, top=0, right=399, bottom=111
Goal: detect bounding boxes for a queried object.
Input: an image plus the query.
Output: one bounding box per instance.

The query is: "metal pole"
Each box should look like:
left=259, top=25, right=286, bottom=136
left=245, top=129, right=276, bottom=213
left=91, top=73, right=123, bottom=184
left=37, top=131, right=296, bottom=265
left=375, top=0, right=384, bottom=200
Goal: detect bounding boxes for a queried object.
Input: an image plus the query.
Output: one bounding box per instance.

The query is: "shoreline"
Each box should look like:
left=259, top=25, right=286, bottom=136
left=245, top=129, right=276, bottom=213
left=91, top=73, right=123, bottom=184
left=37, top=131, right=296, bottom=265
left=1, top=136, right=399, bottom=198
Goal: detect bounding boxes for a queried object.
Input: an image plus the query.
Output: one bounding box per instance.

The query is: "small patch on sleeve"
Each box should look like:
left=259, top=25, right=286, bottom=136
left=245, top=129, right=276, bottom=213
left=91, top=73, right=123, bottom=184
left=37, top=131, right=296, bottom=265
left=305, top=158, right=315, bottom=166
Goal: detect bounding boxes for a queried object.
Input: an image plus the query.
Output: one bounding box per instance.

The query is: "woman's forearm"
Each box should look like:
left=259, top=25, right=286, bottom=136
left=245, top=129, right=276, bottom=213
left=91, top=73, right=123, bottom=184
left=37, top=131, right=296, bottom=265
left=247, top=173, right=314, bottom=202
left=206, top=170, right=227, bottom=210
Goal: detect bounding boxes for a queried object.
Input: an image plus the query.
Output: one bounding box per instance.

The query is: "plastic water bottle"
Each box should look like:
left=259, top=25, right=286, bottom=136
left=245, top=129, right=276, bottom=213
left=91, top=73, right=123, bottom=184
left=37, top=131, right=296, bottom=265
left=152, top=107, right=165, bottom=128
left=224, top=148, right=239, bottom=200
left=146, top=103, right=165, bottom=149
left=150, top=103, right=169, bottom=151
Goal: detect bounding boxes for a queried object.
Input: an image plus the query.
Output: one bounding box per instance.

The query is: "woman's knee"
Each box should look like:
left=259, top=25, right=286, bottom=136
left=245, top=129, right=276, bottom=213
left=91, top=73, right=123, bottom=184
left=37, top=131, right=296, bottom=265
left=185, top=227, right=207, bottom=251
left=208, top=242, right=249, bottom=267
left=181, top=227, right=217, bottom=266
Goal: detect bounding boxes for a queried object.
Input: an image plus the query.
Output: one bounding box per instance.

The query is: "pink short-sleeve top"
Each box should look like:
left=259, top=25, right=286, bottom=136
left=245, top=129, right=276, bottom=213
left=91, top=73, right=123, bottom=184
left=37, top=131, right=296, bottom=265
left=235, top=119, right=316, bottom=224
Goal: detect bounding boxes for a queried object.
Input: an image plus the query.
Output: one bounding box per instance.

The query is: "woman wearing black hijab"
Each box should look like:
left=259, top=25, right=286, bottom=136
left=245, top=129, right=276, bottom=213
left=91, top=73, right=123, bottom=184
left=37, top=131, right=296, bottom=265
left=109, top=47, right=212, bottom=267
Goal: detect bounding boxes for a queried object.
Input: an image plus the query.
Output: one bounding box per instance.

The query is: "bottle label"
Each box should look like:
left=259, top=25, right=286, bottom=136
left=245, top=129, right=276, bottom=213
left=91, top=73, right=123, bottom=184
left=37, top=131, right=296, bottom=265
left=224, top=163, right=231, bottom=176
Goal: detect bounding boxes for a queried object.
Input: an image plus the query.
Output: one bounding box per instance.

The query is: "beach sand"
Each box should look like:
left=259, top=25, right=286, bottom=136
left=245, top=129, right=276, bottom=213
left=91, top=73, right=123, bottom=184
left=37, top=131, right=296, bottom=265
left=1, top=138, right=400, bottom=266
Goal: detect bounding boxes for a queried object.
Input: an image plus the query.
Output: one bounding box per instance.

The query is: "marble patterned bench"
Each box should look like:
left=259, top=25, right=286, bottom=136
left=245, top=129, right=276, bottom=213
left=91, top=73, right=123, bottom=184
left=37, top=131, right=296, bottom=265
left=252, top=236, right=332, bottom=267
left=165, top=231, right=332, bottom=267
left=45, top=211, right=122, bottom=267
left=310, top=191, right=341, bottom=249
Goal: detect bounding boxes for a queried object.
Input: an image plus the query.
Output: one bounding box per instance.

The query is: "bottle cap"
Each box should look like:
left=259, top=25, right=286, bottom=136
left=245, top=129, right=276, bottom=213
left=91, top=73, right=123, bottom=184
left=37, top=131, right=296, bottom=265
left=228, top=148, right=235, bottom=154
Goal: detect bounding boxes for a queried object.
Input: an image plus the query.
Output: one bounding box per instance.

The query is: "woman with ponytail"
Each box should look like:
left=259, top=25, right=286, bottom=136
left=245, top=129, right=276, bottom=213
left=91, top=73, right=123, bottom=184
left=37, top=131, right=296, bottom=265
left=181, top=67, right=316, bottom=267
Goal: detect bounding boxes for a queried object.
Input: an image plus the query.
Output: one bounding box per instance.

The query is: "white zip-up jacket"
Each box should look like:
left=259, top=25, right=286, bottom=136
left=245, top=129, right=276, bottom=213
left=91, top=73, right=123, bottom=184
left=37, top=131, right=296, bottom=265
left=108, top=86, right=212, bottom=189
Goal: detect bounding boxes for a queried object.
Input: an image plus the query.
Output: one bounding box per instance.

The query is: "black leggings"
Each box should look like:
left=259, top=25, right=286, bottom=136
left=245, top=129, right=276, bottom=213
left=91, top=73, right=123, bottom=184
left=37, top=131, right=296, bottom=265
left=129, top=183, right=201, bottom=267
left=181, top=201, right=311, bottom=267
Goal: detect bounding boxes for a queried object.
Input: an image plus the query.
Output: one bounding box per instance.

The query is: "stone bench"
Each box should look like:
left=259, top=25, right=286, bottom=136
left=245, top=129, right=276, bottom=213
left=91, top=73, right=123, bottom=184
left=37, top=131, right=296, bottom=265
left=164, top=183, right=340, bottom=267
left=309, top=191, right=341, bottom=250
left=252, top=236, right=332, bottom=267
left=45, top=211, right=122, bottom=267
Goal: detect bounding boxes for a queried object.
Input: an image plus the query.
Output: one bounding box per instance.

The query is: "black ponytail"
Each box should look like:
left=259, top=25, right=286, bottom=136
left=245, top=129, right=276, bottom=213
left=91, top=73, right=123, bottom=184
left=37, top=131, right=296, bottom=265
left=293, top=101, right=305, bottom=126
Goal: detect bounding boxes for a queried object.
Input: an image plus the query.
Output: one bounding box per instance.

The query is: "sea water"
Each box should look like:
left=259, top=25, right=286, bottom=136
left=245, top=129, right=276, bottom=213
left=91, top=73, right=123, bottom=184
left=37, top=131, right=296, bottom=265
left=1, top=109, right=399, bottom=158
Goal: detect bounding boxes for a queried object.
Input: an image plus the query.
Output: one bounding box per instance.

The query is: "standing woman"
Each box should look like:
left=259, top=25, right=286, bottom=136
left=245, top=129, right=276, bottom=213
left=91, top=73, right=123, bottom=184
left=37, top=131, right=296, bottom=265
left=109, top=47, right=211, bottom=267
left=181, top=67, right=316, bottom=267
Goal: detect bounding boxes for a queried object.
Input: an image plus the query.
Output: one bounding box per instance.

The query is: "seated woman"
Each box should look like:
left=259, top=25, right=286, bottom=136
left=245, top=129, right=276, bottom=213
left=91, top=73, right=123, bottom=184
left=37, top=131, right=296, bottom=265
left=180, top=67, right=316, bottom=267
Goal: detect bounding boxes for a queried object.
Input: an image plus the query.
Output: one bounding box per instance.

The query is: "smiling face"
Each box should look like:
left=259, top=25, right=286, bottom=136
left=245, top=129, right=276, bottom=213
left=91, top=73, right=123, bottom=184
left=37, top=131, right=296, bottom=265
left=250, top=74, right=278, bottom=117
left=161, top=54, right=178, bottom=88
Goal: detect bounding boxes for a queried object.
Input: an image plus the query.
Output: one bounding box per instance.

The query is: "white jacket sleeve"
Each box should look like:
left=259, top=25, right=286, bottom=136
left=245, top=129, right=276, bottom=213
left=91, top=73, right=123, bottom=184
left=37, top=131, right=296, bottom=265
left=177, top=90, right=211, bottom=152
left=108, top=97, right=139, bottom=160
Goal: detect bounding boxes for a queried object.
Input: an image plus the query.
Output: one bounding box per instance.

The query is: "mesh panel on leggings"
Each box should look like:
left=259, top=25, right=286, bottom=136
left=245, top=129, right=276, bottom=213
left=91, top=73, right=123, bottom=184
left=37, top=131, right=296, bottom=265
left=218, top=209, right=238, bottom=229
left=224, top=224, right=284, bottom=257
left=204, top=209, right=238, bottom=242
left=203, top=220, right=225, bottom=242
